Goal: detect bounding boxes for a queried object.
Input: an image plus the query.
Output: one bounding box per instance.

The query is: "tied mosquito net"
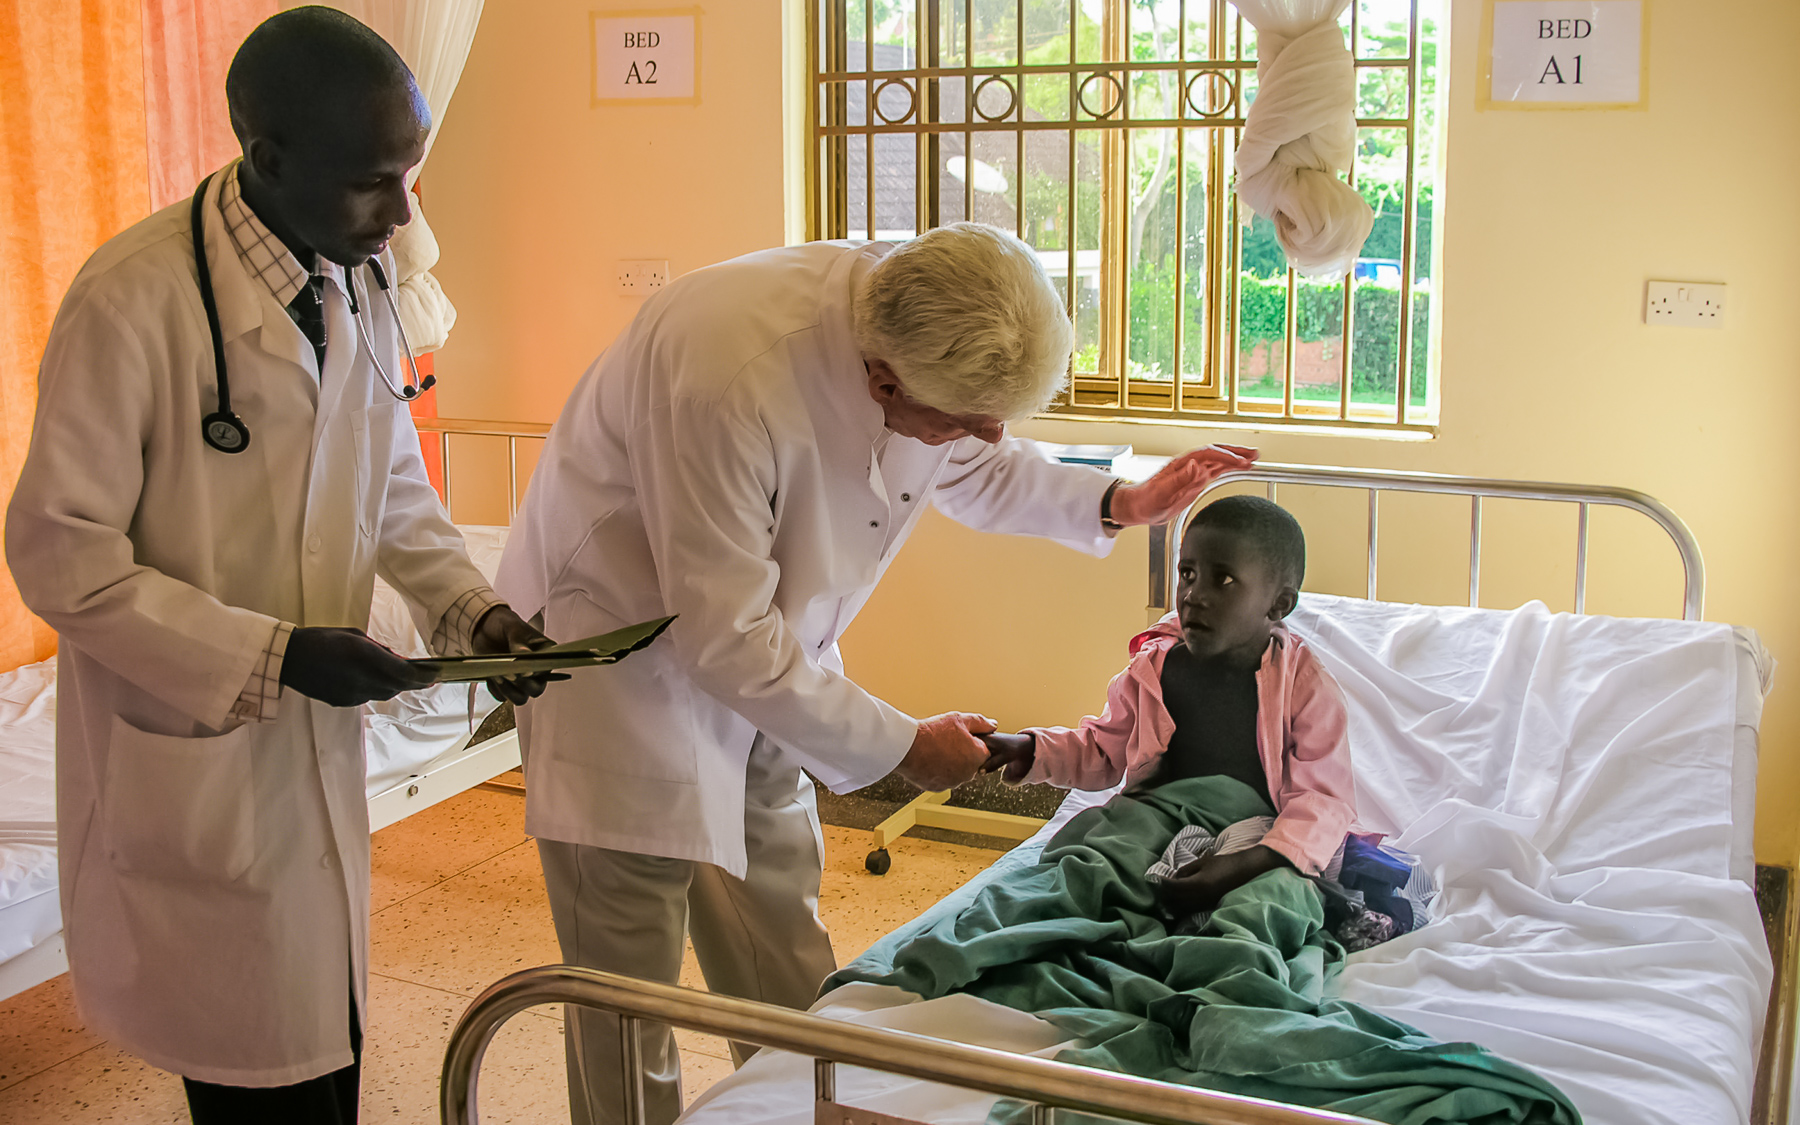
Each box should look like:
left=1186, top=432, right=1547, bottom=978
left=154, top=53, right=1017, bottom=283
left=1231, top=0, right=1375, bottom=278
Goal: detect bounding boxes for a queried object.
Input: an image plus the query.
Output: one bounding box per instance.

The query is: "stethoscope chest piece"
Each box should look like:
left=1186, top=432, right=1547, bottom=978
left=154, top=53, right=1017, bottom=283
left=202, top=411, right=251, bottom=454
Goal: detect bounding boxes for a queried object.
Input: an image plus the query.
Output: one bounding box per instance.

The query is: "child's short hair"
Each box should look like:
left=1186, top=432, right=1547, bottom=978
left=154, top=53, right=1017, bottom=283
left=1185, top=494, right=1306, bottom=589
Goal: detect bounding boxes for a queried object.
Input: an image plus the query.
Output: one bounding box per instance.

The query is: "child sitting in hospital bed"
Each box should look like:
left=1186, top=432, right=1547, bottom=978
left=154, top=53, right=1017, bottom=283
left=980, top=494, right=1363, bottom=923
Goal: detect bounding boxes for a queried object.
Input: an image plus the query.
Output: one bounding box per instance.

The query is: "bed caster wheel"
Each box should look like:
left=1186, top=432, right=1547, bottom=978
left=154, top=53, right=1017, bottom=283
left=865, top=848, right=891, bottom=875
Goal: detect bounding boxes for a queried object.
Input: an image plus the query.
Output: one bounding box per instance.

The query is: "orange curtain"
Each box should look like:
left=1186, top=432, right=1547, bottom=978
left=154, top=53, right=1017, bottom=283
left=0, top=1, right=448, bottom=673
left=408, top=357, right=446, bottom=498
left=0, top=0, right=153, bottom=672
left=141, top=0, right=280, bottom=212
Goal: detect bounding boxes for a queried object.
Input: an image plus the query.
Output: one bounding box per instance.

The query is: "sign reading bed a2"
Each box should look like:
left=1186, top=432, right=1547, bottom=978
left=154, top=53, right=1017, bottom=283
left=593, top=10, right=698, bottom=105
left=1488, top=1, right=1643, bottom=107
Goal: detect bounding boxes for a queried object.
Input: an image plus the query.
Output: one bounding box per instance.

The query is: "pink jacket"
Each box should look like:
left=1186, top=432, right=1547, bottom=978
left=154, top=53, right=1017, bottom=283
left=1024, top=616, right=1357, bottom=875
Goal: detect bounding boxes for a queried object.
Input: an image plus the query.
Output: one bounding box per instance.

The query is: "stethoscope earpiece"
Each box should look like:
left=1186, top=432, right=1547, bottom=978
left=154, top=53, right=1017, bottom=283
left=191, top=170, right=434, bottom=456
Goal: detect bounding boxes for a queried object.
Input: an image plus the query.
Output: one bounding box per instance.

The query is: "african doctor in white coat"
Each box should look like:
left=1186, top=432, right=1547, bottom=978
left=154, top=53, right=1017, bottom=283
left=5, top=12, right=554, bottom=1114
left=497, top=223, right=1255, bottom=1125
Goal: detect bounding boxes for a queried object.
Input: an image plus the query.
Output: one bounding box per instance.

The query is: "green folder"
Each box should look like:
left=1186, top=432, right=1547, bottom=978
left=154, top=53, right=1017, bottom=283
left=413, top=615, right=676, bottom=683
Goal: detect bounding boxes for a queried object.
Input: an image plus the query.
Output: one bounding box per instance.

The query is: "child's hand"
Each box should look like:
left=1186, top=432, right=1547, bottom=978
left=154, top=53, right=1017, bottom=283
left=978, top=732, right=1036, bottom=784
left=1155, top=845, right=1286, bottom=916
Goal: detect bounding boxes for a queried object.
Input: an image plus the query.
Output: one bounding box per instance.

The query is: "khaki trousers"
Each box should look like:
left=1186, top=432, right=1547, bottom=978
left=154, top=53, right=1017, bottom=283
left=536, top=738, right=838, bottom=1125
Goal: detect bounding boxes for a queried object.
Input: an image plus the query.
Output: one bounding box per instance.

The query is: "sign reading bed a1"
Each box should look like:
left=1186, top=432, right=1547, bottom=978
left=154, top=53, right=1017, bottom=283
left=593, top=10, right=698, bottom=104
left=1487, top=1, right=1642, bottom=107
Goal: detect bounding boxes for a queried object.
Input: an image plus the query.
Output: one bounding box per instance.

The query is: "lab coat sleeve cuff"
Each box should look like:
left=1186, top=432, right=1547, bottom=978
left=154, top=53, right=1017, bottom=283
left=813, top=709, right=920, bottom=795
left=229, top=622, right=294, bottom=724
left=429, top=586, right=503, bottom=657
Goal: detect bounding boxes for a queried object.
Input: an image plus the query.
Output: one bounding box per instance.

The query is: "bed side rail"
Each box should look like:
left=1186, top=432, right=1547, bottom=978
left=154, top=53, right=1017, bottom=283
left=1152, top=463, right=1705, bottom=622
left=441, top=965, right=1379, bottom=1125
left=413, top=416, right=551, bottom=522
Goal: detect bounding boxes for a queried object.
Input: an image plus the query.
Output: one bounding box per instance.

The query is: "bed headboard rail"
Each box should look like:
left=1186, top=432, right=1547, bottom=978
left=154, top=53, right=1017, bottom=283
left=414, top=417, right=551, bottom=523
left=1156, top=463, right=1705, bottom=622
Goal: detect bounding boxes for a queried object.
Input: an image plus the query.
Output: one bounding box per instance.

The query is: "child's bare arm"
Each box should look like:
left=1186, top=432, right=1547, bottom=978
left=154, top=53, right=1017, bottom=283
left=1155, top=845, right=1289, bottom=916
left=978, top=731, right=1036, bottom=784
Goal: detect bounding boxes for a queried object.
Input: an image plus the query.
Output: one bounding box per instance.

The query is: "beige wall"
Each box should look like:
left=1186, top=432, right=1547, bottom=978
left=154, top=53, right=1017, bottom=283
left=427, top=0, right=1800, bottom=862
left=428, top=0, right=787, bottom=428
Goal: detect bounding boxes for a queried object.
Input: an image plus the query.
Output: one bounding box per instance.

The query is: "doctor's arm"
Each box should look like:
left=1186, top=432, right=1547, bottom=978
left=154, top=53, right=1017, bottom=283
left=368, top=403, right=557, bottom=705
left=632, top=396, right=987, bottom=792
left=930, top=436, right=1116, bottom=552
left=931, top=440, right=1256, bottom=548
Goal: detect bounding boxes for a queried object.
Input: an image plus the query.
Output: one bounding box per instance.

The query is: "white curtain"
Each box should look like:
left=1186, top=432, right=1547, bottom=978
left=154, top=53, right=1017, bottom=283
left=1229, top=0, right=1373, bottom=278
left=320, top=0, right=485, bottom=352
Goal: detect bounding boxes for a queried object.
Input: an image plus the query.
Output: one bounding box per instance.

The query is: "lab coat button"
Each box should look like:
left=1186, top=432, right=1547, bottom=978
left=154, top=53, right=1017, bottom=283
left=901, top=493, right=911, bottom=502
left=869, top=520, right=878, bottom=528
left=307, top=535, right=322, bottom=553
left=319, top=853, right=332, bottom=869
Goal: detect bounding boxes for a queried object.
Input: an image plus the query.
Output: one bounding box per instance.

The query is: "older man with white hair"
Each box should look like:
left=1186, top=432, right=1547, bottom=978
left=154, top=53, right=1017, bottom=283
left=496, top=222, right=1254, bottom=1125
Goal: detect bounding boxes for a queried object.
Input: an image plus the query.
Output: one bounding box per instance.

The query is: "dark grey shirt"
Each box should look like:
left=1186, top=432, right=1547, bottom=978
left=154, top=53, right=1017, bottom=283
left=1130, top=643, right=1270, bottom=806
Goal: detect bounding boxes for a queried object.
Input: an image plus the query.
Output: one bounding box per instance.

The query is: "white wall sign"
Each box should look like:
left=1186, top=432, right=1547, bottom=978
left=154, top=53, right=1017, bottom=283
left=1487, top=0, right=1643, bottom=107
left=593, top=10, right=699, bottom=105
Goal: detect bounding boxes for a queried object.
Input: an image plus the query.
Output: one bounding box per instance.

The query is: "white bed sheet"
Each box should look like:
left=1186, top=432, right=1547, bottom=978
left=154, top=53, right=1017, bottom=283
left=681, top=596, right=1775, bottom=1125
left=0, top=522, right=517, bottom=993
left=0, top=658, right=60, bottom=984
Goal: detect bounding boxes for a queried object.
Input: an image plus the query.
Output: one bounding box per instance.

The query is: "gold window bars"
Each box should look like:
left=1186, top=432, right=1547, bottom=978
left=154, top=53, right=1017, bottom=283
left=806, top=0, right=1442, bottom=434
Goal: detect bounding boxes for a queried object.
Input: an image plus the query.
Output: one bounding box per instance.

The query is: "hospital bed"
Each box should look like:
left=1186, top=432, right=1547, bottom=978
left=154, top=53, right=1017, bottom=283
left=0, top=418, right=549, bottom=1003
left=439, top=461, right=1786, bottom=1125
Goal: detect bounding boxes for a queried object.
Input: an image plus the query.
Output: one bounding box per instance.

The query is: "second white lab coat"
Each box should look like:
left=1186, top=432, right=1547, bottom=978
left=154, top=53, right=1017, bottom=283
left=496, top=240, right=1115, bottom=878
left=5, top=170, right=489, bottom=1085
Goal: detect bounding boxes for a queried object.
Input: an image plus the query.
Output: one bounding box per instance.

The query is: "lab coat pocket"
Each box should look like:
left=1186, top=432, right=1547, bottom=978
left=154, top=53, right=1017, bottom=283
left=102, top=716, right=255, bottom=883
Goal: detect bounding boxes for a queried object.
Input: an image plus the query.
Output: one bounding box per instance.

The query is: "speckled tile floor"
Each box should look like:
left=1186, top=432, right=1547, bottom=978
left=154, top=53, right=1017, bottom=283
left=0, top=774, right=1004, bottom=1123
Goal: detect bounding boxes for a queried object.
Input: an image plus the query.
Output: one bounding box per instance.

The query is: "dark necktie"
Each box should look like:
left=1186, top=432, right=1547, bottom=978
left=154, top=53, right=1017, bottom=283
left=288, top=276, right=327, bottom=375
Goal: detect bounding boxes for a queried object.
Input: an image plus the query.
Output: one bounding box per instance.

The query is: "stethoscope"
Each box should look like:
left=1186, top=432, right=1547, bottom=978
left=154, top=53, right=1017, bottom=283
left=190, top=169, right=436, bottom=454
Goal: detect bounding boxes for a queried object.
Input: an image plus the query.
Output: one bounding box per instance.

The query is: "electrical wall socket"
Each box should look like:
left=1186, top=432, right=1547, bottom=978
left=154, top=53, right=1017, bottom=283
left=1644, top=281, right=1725, bottom=328
left=617, top=260, right=670, bottom=296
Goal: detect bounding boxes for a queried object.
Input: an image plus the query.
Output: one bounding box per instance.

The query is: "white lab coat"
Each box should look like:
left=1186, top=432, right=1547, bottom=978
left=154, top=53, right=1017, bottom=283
left=4, top=170, right=489, bottom=1086
left=496, top=241, right=1116, bottom=878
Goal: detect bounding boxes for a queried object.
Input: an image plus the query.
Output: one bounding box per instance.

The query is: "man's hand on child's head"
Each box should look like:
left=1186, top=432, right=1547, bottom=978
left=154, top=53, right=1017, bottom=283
left=978, top=732, right=1036, bottom=784
left=1157, top=845, right=1287, bottom=917
left=1108, top=444, right=1258, bottom=529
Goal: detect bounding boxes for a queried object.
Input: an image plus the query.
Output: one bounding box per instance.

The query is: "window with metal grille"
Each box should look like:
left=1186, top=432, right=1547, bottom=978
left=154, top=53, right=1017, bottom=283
left=806, top=0, right=1442, bottom=434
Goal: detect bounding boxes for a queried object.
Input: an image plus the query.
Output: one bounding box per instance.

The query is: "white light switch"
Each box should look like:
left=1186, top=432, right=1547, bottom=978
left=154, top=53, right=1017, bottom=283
left=617, top=260, right=670, bottom=296
left=1644, top=280, right=1725, bottom=328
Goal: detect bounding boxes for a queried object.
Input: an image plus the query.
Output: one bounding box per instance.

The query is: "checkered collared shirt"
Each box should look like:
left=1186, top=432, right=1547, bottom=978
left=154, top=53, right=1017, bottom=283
left=218, top=162, right=344, bottom=333
left=219, top=164, right=504, bottom=722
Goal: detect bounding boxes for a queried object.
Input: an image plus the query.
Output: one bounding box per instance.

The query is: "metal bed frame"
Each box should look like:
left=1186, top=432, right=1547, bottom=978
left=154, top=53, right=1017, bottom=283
left=416, top=415, right=551, bottom=523
left=433, top=458, right=1767, bottom=1125
left=441, top=965, right=1379, bottom=1125
left=1151, top=463, right=1705, bottom=622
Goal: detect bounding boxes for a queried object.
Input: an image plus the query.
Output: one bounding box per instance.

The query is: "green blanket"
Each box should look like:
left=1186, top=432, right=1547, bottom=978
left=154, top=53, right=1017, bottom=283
left=828, top=777, right=1580, bottom=1125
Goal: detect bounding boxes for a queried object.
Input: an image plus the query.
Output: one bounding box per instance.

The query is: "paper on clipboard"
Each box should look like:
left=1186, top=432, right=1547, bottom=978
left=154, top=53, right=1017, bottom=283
left=413, top=615, right=676, bottom=683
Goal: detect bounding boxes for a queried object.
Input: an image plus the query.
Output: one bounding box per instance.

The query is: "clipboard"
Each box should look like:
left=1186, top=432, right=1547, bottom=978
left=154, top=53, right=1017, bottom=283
left=413, top=615, right=676, bottom=683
